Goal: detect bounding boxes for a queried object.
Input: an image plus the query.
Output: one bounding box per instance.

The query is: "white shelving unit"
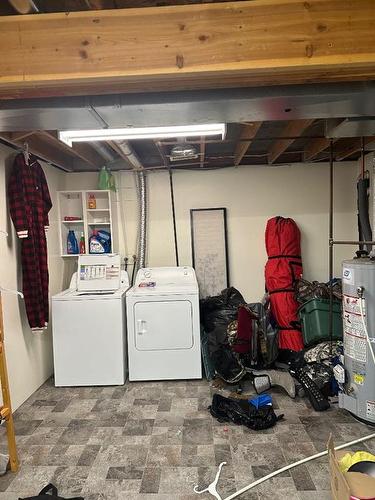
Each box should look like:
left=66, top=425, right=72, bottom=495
left=57, top=190, right=118, bottom=257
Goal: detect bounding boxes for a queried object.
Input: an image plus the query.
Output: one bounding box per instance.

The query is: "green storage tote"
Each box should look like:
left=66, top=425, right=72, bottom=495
left=298, top=298, right=343, bottom=347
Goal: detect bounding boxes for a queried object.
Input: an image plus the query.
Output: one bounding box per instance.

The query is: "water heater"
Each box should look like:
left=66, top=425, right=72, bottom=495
left=340, top=257, right=375, bottom=424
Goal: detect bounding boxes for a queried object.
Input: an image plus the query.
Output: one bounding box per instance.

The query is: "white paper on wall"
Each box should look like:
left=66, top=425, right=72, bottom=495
left=191, top=208, right=228, bottom=298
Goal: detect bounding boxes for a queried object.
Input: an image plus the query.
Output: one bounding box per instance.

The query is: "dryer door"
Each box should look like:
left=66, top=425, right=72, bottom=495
left=134, top=300, right=194, bottom=351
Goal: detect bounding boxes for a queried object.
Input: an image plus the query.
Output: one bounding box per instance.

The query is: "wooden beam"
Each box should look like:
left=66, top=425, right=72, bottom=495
left=1, top=0, right=375, bottom=99
left=268, top=119, right=314, bottom=164
left=38, top=131, right=103, bottom=168
left=0, top=132, right=75, bottom=170
left=9, top=131, right=35, bottom=141
left=336, top=136, right=375, bottom=161
left=303, top=119, right=347, bottom=161
left=234, top=122, right=262, bottom=166
left=304, top=137, right=331, bottom=161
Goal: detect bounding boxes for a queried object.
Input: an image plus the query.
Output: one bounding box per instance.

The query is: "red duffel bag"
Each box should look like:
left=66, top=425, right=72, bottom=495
left=265, top=216, right=304, bottom=351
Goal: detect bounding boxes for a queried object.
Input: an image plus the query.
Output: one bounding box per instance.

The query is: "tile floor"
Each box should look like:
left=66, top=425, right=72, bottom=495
left=0, top=377, right=374, bottom=499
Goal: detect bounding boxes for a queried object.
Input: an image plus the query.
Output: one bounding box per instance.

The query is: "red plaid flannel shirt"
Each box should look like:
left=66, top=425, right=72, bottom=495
left=8, top=154, right=52, bottom=239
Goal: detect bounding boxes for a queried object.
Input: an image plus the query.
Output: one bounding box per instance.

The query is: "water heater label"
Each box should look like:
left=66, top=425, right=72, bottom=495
left=343, top=295, right=365, bottom=316
left=366, top=401, right=375, bottom=419
left=343, top=295, right=367, bottom=363
left=343, top=268, right=354, bottom=285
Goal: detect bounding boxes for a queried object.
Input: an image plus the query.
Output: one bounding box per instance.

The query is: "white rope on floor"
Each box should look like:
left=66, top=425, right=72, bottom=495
left=193, top=432, right=375, bottom=500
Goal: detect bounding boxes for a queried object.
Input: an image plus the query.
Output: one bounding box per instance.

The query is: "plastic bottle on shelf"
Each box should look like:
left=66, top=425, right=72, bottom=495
left=89, top=230, right=105, bottom=254
left=88, top=193, right=96, bottom=209
left=79, top=232, right=86, bottom=254
left=67, top=230, right=79, bottom=254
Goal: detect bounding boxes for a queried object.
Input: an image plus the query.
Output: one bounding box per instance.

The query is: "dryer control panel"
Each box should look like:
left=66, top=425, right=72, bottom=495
left=135, top=266, right=197, bottom=288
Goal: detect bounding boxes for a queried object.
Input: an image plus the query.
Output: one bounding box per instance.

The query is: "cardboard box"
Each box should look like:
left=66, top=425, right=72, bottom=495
left=328, top=435, right=375, bottom=500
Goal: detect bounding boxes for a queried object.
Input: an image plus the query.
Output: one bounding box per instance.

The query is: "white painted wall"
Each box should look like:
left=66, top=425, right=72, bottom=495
left=0, top=144, right=65, bottom=410
left=65, top=161, right=359, bottom=302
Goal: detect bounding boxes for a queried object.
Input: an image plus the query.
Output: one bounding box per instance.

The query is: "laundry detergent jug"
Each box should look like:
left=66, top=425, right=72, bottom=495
left=89, top=231, right=105, bottom=254
left=67, top=230, right=79, bottom=254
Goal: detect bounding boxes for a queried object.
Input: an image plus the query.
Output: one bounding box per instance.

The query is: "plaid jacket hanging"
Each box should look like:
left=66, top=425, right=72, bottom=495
left=8, top=153, right=52, bottom=330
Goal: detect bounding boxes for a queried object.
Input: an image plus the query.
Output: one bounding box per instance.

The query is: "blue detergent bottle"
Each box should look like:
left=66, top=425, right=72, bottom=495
left=67, top=230, right=79, bottom=254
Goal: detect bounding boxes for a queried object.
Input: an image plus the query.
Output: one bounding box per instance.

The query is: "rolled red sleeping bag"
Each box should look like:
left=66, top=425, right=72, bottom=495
left=265, top=216, right=303, bottom=351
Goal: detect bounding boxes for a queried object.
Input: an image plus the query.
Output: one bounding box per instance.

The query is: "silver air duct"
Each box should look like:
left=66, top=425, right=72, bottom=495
left=90, top=142, right=118, bottom=164
left=117, top=141, right=144, bottom=171
left=137, top=171, right=147, bottom=270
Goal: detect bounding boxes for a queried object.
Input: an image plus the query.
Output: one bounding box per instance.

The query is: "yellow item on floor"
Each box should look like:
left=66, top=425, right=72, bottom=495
left=339, top=451, right=375, bottom=472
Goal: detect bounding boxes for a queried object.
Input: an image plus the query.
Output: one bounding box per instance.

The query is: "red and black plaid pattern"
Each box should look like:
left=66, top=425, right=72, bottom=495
left=8, top=154, right=52, bottom=329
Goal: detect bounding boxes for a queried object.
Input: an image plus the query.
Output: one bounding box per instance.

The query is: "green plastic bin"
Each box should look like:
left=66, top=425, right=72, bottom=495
left=298, top=298, right=343, bottom=347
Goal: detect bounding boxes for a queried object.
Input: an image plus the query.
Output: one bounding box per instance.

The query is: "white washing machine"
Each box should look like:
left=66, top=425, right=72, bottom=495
left=52, top=254, right=129, bottom=386
left=126, top=266, right=202, bottom=381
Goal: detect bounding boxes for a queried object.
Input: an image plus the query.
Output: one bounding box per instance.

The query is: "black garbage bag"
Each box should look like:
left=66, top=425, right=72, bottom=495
left=211, top=347, right=246, bottom=384
left=200, top=287, right=245, bottom=353
left=209, top=393, right=284, bottom=430
left=201, top=287, right=245, bottom=335
left=200, top=288, right=246, bottom=382
left=19, top=483, right=83, bottom=499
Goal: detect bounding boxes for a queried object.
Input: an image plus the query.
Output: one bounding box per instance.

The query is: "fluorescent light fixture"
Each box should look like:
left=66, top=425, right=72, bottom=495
left=58, top=124, right=226, bottom=147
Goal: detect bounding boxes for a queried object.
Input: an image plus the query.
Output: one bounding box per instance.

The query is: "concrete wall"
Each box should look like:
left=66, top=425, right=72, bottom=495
left=0, top=144, right=65, bottom=410
left=65, top=161, right=359, bottom=302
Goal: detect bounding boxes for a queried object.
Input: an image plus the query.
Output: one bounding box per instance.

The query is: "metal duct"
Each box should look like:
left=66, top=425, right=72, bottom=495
left=117, top=141, right=144, bottom=170
left=90, top=142, right=118, bottom=164
left=137, top=171, right=147, bottom=270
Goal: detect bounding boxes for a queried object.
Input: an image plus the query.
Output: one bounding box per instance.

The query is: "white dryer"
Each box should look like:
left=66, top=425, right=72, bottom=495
left=126, top=266, right=201, bottom=381
left=52, top=254, right=129, bottom=386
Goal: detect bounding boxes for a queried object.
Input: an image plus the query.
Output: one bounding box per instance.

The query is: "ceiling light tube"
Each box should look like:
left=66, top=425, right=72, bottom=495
left=59, top=124, right=226, bottom=147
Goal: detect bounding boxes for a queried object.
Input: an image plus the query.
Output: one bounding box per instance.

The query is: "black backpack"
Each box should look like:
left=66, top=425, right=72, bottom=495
left=19, top=483, right=84, bottom=500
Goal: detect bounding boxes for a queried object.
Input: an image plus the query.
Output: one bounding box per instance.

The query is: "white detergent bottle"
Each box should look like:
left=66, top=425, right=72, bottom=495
left=89, top=230, right=105, bottom=254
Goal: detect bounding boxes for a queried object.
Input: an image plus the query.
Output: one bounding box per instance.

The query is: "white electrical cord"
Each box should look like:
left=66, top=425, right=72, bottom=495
left=358, top=293, right=375, bottom=367
left=194, top=433, right=375, bottom=500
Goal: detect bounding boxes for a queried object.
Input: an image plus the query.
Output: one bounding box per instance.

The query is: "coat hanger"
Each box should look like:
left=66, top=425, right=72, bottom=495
left=23, top=142, right=30, bottom=166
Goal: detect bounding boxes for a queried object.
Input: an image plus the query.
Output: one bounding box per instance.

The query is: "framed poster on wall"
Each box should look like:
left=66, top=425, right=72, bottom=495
left=190, top=208, right=229, bottom=298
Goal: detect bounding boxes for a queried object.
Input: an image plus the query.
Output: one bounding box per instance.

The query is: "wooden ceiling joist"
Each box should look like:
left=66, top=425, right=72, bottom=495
left=336, top=137, right=375, bottom=161
left=268, top=119, right=314, bottom=164
left=304, top=137, right=331, bottom=162
left=0, top=131, right=75, bottom=170
left=9, top=131, right=36, bottom=141
left=234, top=122, right=262, bottom=166
left=1, top=0, right=375, bottom=99
left=39, top=131, right=105, bottom=168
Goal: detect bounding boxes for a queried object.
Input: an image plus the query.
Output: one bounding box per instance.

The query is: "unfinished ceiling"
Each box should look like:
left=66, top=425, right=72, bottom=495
left=0, top=118, right=374, bottom=172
